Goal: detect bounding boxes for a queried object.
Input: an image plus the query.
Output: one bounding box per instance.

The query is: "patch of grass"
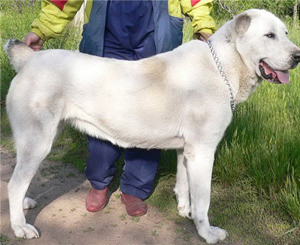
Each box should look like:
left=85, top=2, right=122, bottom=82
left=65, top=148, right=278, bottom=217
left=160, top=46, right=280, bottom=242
left=119, top=214, right=127, bottom=221
left=83, top=227, right=94, bottom=233
left=0, top=0, right=81, bottom=104
left=147, top=175, right=178, bottom=216
left=210, top=182, right=300, bottom=245
left=0, top=234, right=10, bottom=243
left=213, top=57, right=300, bottom=223
left=280, top=171, right=300, bottom=222
left=130, top=216, right=140, bottom=223
left=0, top=110, right=14, bottom=152
left=48, top=126, right=88, bottom=172
left=1, top=0, right=87, bottom=171
left=104, top=206, right=113, bottom=214
left=114, top=193, right=121, bottom=199
left=66, top=171, right=75, bottom=178
left=149, top=177, right=300, bottom=244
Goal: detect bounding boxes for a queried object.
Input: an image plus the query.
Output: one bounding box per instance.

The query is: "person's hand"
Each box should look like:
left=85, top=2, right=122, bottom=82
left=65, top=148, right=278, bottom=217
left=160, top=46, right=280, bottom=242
left=198, top=32, right=211, bottom=42
left=23, top=32, right=44, bottom=51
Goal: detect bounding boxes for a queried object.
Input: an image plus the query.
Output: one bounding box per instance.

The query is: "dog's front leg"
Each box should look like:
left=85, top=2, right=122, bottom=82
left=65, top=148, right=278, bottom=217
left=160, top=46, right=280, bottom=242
left=174, top=149, right=191, bottom=218
left=184, top=143, right=227, bottom=244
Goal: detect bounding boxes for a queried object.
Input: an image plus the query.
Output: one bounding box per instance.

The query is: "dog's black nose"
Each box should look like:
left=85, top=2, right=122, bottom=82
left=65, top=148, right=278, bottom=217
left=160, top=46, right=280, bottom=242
left=292, top=51, right=300, bottom=63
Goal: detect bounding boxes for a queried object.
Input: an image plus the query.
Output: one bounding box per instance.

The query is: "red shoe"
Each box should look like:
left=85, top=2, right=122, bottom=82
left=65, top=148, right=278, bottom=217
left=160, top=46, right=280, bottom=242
left=121, top=193, right=148, bottom=217
left=86, top=187, right=108, bottom=212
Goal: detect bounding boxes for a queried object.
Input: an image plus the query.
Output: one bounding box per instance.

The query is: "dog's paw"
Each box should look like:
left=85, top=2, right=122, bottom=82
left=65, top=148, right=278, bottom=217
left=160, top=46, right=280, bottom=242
left=177, top=205, right=192, bottom=219
left=199, top=226, right=228, bottom=244
left=23, top=197, right=37, bottom=210
left=13, top=223, right=39, bottom=239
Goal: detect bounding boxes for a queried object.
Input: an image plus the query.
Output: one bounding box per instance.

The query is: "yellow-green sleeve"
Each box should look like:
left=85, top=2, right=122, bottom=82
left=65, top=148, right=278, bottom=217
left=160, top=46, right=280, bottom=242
left=180, top=0, right=216, bottom=35
left=31, top=0, right=84, bottom=41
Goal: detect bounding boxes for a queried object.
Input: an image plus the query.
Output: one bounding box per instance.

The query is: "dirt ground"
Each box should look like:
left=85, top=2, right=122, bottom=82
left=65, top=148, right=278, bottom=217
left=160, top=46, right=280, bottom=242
left=1, top=147, right=204, bottom=245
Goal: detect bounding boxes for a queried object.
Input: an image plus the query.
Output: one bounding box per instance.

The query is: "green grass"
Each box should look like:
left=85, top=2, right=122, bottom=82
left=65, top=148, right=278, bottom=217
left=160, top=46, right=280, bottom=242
left=147, top=178, right=300, bottom=244
left=0, top=0, right=82, bottom=103
left=1, top=1, right=300, bottom=244
left=213, top=65, right=300, bottom=221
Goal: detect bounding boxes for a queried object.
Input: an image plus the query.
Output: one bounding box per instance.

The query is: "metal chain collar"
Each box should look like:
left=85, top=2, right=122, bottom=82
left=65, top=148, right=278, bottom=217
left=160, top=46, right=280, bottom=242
left=207, top=40, right=236, bottom=112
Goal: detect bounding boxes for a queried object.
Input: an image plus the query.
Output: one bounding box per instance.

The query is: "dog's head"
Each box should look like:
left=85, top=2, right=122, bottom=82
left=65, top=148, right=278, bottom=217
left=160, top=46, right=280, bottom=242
left=233, top=9, right=300, bottom=84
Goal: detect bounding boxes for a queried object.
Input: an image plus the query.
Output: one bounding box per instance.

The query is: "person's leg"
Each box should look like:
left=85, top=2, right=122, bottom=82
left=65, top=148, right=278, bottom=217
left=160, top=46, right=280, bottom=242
left=121, top=148, right=160, bottom=199
left=85, top=136, right=123, bottom=212
left=101, top=1, right=158, bottom=216
left=120, top=148, right=160, bottom=216
left=84, top=1, right=134, bottom=213
left=86, top=136, right=123, bottom=189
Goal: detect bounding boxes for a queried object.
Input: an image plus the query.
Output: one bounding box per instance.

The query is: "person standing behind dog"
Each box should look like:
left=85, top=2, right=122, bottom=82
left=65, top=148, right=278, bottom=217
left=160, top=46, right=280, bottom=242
left=23, top=0, right=216, bottom=217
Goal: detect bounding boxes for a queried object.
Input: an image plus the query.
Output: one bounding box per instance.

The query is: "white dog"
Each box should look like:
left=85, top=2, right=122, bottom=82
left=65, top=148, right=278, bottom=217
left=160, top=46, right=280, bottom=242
left=5, top=9, right=300, bottom=244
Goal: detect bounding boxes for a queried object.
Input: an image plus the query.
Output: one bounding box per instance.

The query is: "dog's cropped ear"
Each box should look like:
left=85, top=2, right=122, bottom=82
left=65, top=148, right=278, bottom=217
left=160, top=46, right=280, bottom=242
left=234, top=13, right=251, bottom=35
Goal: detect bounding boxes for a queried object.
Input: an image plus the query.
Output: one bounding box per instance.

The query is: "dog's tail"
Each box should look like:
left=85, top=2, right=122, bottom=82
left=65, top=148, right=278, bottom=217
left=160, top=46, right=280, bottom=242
left=4, top=39, right=34, bottom=72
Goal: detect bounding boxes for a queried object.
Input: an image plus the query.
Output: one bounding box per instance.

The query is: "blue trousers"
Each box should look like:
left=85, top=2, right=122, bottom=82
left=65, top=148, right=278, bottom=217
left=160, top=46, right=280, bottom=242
left=85, top=0, right=160, bottom=200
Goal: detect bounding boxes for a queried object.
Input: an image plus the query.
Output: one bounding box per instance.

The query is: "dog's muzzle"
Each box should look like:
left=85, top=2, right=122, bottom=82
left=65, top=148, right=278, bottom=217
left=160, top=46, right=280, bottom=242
left=291, top=51, right=300, bottom=69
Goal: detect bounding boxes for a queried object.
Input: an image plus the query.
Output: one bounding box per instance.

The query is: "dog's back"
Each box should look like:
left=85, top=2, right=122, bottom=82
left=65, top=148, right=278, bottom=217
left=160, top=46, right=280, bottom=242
left=4, top=39, right=34, bottom=72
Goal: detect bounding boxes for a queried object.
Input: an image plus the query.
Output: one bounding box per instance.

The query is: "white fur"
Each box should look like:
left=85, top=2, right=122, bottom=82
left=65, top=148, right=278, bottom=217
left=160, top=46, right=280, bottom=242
left=5, top=9, right=299, bottom=243
left=23, top=197, right=37, bottom=210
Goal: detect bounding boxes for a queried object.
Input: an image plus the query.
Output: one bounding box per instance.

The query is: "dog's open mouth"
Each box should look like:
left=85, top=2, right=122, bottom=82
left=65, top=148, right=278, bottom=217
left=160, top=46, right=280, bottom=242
left=259, top=60, right=289, bottom=84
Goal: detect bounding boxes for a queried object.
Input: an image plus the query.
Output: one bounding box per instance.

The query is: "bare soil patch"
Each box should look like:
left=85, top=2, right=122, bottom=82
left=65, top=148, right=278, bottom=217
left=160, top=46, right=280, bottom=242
left=1, top=147, right=202, bottom=245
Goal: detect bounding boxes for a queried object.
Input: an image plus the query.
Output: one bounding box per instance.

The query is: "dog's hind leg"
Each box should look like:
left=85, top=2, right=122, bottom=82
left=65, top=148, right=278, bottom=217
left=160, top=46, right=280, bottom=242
left=22, top=121, right=64, bottom=212
left=23, top=197, right=37, bottom=210
left=8, top=109, right=61, bottom=239
left=174, top=149, right=191, bottom=218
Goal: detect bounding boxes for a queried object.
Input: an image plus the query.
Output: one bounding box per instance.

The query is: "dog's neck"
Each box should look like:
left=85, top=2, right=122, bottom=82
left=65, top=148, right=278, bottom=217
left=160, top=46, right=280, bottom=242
left=209, top=24, right=262, bottom=104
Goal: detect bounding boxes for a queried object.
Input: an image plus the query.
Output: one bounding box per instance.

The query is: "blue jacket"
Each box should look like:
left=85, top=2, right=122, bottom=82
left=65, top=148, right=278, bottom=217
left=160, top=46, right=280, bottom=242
left=80, top=1, right=184, bottom=55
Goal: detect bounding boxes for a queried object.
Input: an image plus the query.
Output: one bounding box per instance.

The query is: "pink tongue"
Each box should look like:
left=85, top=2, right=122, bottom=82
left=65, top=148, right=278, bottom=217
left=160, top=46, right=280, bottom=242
left=275, top=70, right=290, bottom=84
left=261, top=62, right=290, bottom=84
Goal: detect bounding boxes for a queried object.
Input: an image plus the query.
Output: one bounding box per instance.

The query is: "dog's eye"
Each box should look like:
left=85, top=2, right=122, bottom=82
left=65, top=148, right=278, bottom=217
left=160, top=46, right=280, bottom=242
left=265, top=33, right=275, bottom=39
